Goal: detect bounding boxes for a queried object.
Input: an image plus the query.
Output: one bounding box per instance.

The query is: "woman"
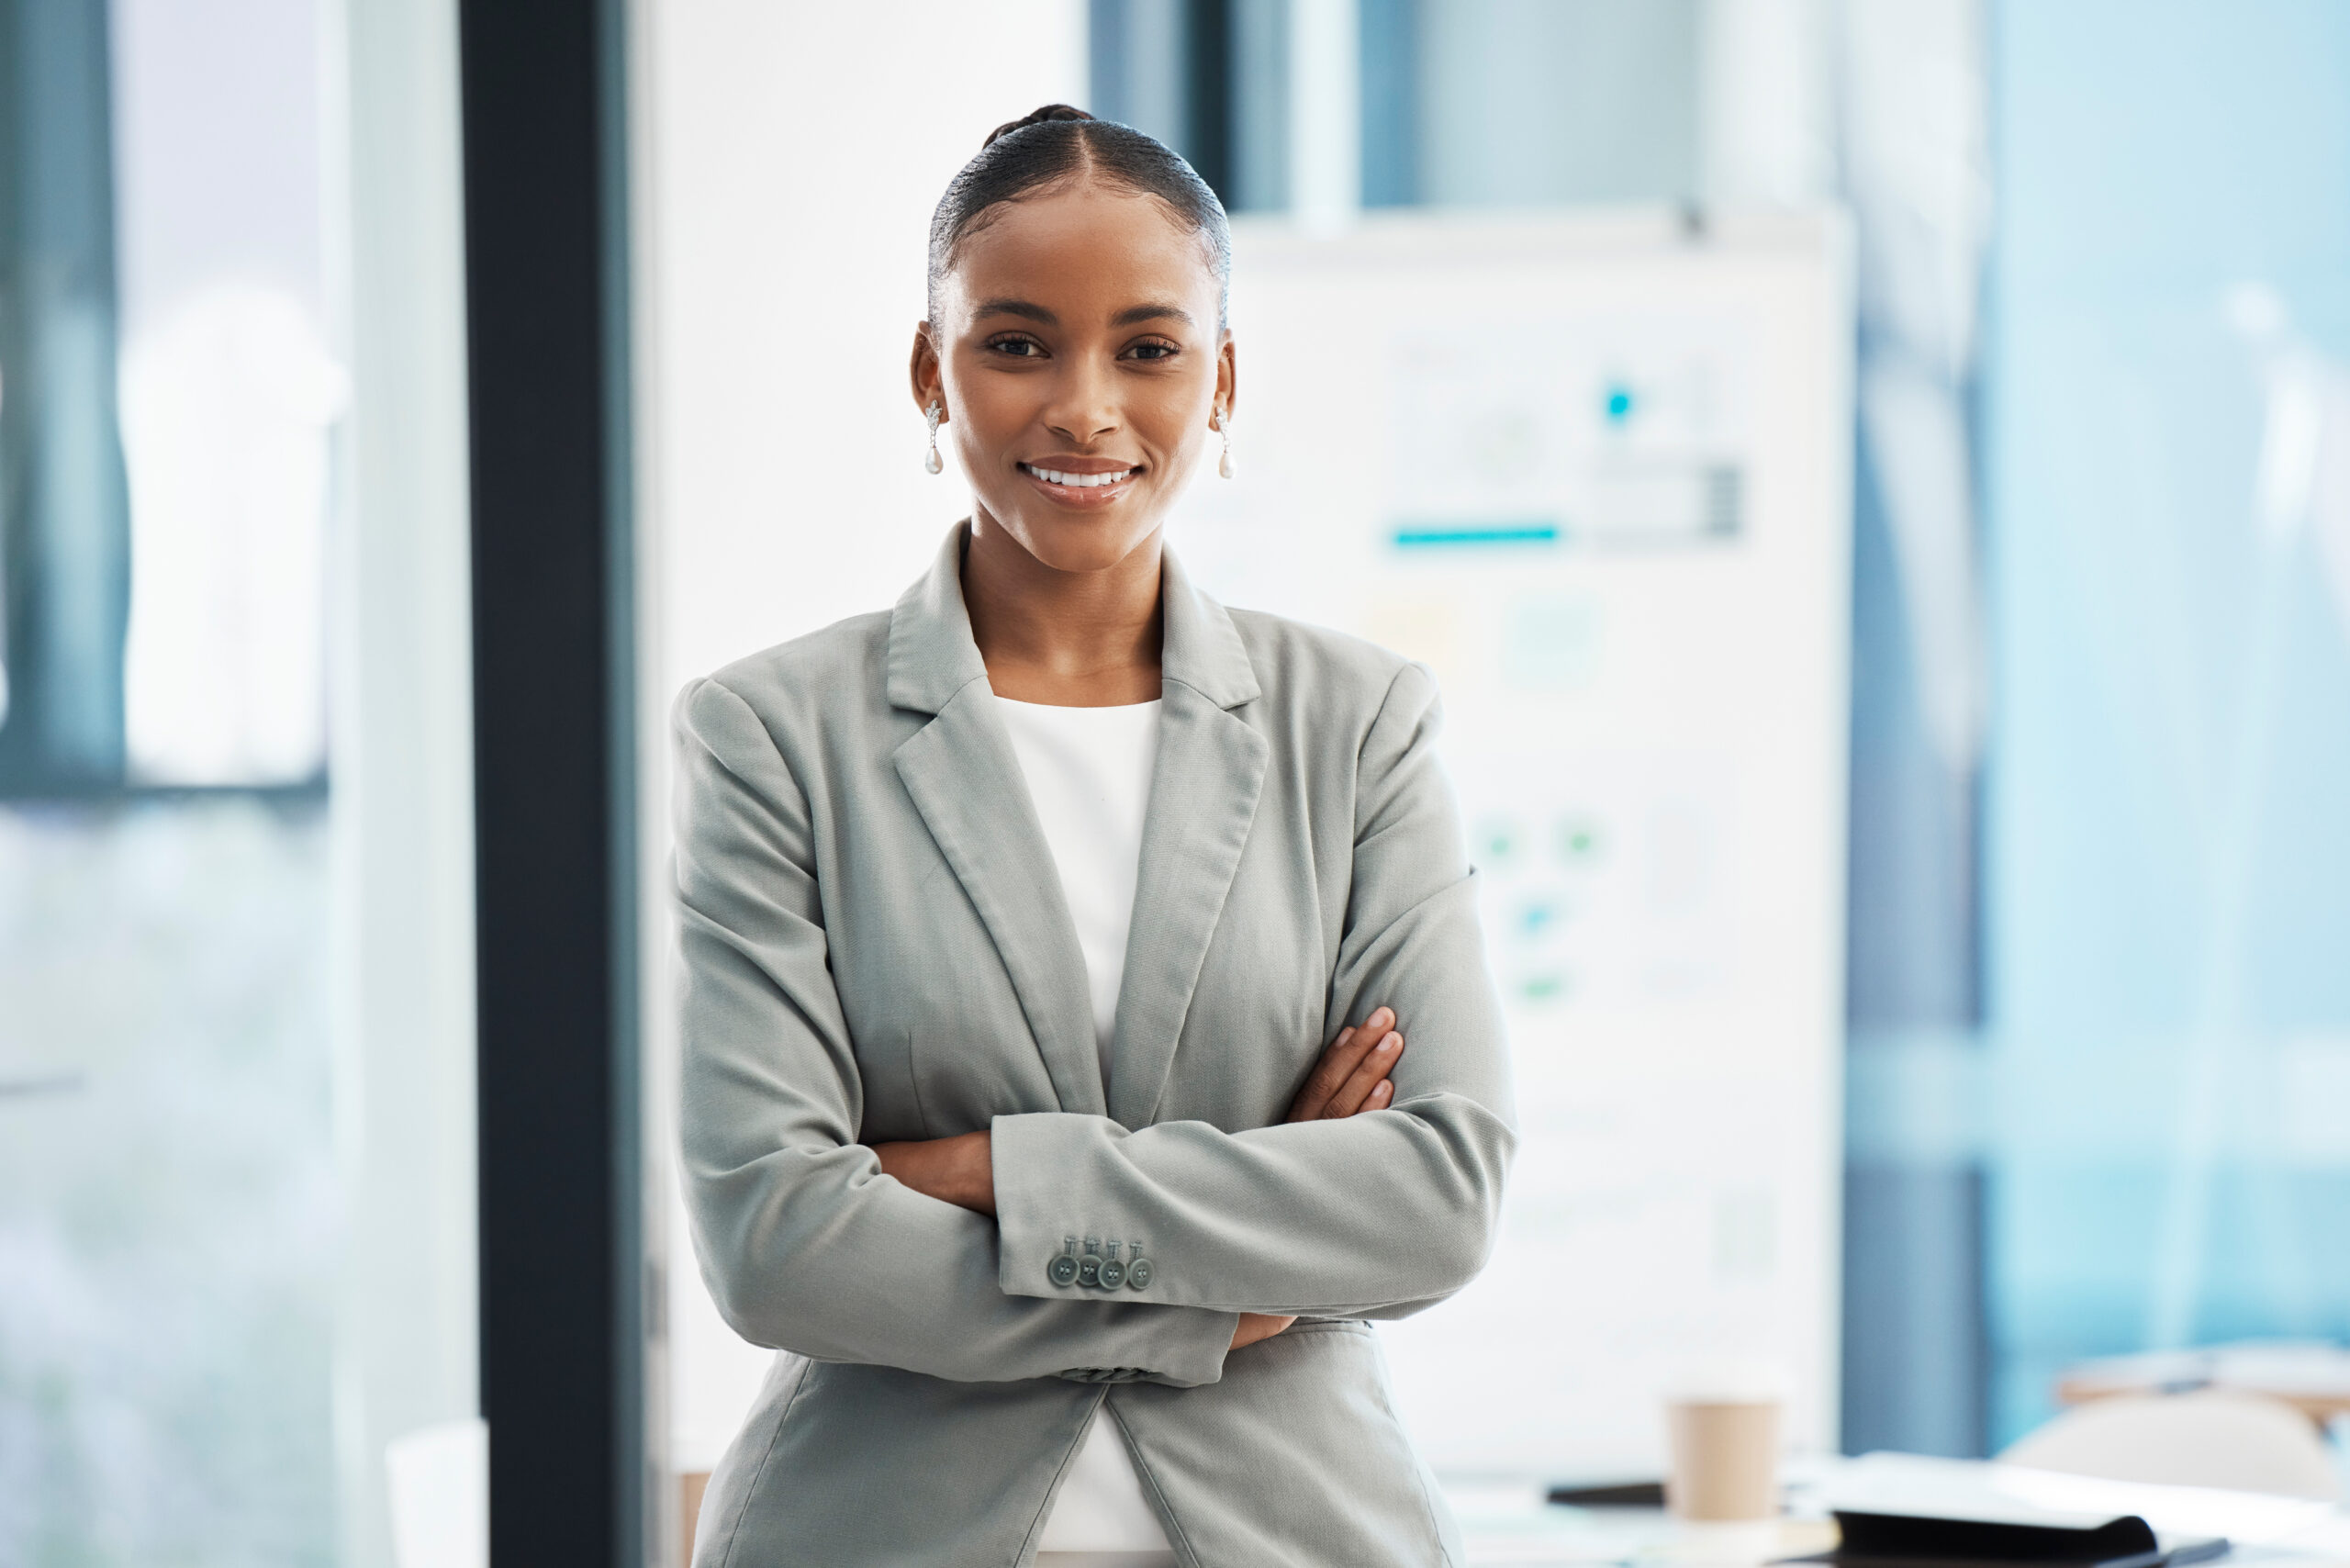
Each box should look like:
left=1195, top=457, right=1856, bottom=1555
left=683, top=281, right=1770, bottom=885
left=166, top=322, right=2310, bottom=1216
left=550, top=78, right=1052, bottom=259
left=676, top=106, right=1514, bottom=1567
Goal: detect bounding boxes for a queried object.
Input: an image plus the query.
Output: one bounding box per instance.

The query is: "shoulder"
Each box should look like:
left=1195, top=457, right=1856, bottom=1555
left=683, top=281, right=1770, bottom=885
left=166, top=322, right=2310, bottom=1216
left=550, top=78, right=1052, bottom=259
left=1225, top=606, right=1436, bottom=724
left=673, top=608, right=893, bottom=748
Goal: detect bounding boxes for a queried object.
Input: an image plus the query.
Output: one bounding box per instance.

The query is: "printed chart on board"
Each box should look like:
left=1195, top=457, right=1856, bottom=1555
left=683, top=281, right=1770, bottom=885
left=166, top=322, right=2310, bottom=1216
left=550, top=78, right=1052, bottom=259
left=1174, top=213, right=1854, bottom=1479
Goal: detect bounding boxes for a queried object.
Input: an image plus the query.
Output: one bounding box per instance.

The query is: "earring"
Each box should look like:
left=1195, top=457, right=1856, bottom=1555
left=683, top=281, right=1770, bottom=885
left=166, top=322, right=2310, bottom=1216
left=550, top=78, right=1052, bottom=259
left=923, top=399, right=945, bottom=475
left=1214, top=408, right=1235, bottom=479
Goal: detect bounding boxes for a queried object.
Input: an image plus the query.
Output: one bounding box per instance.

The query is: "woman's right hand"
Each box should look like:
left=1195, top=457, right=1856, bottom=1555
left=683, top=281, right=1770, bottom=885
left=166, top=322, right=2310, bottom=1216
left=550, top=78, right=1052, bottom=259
left=1231, top=1007, right=1407, bottom=1353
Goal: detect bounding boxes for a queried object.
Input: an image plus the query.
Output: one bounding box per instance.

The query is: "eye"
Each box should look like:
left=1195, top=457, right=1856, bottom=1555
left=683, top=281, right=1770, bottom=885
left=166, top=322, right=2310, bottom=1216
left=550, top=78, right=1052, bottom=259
left=985, top=333, right=1046, bottom=358
left=1123, top=338, right=1181, bottom=362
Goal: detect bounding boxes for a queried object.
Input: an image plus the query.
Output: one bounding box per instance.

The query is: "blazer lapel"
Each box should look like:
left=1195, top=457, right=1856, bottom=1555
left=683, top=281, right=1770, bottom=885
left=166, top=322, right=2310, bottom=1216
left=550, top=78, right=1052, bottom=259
left=887, top=527, right=1105, bottom=1117
left=1107, top=551, right=1268, bottom=1128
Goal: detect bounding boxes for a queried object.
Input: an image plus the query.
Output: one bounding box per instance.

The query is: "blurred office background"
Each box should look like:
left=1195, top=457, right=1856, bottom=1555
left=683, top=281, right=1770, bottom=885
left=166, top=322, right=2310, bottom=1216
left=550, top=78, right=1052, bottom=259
left=1, top=0, right=472, bottom=1561
left=4, top=0, right=2349, bottom=1562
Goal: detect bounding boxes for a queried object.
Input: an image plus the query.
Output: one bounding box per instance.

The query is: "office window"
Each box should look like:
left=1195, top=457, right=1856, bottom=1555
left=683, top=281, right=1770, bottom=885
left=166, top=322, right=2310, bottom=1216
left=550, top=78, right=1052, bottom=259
left=114, top=0, right=337, bottom=789
left=1985, top=0, right=2350, bottom=1441
left=1360, top=0, right=1699, bottom=210
left=1089, top=0, right=1293, bottom=212
left=0, top=0, right=341, bottom=1560
left=1091, top=0, right=1700, bottom=215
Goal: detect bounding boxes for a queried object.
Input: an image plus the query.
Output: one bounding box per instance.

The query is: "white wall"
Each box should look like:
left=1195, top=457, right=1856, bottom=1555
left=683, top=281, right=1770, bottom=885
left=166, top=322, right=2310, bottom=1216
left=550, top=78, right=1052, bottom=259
left=637, top=0, right=1087, bottom=1474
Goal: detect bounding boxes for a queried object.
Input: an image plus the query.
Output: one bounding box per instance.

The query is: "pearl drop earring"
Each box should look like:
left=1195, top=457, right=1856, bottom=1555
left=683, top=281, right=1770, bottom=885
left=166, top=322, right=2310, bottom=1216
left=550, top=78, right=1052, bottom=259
left=923, top=399, right=944, bottom=476
left=1215, top=409, right=1235, bottom=479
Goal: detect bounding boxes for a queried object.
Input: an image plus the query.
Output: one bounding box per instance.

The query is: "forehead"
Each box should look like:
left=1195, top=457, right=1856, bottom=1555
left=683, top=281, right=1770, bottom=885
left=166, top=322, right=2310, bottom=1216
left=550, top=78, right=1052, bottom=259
left=943, top=182, right=1220, bottom=323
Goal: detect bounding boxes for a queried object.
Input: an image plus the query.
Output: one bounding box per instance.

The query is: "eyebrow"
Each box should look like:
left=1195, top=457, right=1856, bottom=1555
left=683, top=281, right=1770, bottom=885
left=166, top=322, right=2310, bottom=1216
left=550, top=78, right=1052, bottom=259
left=972, top=298, right=1058, bottom=325
left=969, top=298, right=1197, bottom=330
left=1111, top=303, right=1195, bottom=328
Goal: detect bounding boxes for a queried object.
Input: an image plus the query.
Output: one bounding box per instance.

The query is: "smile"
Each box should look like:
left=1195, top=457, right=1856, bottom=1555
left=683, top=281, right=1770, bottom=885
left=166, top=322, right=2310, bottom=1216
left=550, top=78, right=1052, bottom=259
left=1020, top=463, right=1139, bottom=489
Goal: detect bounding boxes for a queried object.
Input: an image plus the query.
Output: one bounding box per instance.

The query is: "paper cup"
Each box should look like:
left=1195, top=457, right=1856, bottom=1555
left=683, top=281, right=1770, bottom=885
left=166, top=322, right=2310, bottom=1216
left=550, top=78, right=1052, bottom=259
left=1662, top=1361, right=1786, bottom=1522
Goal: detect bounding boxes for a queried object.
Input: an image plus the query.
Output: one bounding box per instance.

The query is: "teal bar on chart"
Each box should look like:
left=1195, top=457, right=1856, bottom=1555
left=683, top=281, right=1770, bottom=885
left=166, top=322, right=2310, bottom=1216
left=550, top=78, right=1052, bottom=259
left=1391, top=522, right=1561, bottom=548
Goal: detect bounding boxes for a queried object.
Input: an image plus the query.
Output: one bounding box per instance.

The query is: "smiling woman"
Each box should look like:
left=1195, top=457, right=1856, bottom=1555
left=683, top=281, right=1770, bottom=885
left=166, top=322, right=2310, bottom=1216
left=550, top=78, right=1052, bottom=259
left=911, top=108, right=1237, bottom=706
left=673, top=106, right=1514, bottom=1568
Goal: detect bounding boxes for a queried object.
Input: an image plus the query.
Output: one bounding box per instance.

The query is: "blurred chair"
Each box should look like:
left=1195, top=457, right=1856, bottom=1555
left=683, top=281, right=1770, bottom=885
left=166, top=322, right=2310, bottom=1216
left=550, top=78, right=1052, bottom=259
left=2000, top=1391, right=2341, bottom=1502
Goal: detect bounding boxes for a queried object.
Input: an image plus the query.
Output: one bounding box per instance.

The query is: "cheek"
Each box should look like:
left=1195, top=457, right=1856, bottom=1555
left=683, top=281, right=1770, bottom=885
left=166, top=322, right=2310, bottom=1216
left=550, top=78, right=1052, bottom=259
left=948, top=375, right=1032, bottom=451
left=1135, top=378, right=1214, bottom=457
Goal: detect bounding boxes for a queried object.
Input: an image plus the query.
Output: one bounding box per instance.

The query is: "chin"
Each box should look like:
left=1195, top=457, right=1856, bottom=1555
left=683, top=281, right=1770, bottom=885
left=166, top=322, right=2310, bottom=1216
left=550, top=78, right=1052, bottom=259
left=999, top=508, right=1160, bottom=577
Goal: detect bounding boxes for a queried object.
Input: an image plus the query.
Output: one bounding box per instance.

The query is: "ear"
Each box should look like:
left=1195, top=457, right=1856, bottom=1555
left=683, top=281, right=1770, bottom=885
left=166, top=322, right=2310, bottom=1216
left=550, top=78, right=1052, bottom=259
left=909, top=322, right=946, bottom=419
left=1215, top=329, right=1238, bottom=425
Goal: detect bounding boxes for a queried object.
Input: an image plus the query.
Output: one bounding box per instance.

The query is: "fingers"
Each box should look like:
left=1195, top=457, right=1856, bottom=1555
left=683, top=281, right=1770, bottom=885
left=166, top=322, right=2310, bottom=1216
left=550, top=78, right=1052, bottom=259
left=1231, top=1312, right=1299, bottom=1351
left=1287, top=1009, right=1383, bottom=1120
left=1284, top=1007, right=1402, bottom=1122
left=1322, top=1027, right=1403, bottom=1118
left=1285, top=1022, right=1363, bottom=1121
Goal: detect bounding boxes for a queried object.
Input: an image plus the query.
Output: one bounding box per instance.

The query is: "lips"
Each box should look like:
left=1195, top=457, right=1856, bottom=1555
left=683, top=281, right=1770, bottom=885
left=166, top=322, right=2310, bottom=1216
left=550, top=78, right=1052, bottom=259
left=1020, top=463, right=1137, bottom=488
left=1017, top=461, right=1142, bottom=507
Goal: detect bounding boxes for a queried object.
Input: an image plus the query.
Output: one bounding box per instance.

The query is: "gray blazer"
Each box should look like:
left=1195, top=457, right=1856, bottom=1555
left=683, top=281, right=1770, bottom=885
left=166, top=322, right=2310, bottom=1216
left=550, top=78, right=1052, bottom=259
left=676, top=523, right=1515, bottom=1567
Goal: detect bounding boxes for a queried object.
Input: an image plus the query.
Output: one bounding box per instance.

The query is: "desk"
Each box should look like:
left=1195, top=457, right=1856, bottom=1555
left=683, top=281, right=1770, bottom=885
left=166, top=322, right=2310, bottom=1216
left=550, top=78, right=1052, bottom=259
left=677, top=1458, right=2350, bottom=1566
left=1442, top=1456, right=2350, bottom=1567
left=2058, top=1346, right=2350, bottom=1427
left=1446, top=1486, right=1830, bottom=1565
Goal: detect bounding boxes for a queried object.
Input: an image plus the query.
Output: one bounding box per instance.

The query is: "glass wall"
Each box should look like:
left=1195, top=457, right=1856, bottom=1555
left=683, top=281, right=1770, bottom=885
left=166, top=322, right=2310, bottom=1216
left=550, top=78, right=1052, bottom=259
left=1, top=0, right=477, bottom=1561
left=0, top=801, right=334, bottom=1559
left=1986, top=0, right=2350, bottom=1444
left=1, top=2, right=338, bottom=1559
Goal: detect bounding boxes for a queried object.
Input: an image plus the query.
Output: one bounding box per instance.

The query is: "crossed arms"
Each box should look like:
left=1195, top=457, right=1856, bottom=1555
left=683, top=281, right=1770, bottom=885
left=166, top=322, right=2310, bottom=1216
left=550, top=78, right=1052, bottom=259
left=674, top=664, right=1516, bottom=1389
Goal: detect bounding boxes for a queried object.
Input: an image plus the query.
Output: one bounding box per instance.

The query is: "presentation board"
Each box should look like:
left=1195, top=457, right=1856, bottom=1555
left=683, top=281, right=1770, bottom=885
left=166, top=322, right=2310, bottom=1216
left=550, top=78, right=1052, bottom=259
left=1174, top=210, right=1854, bottom=1477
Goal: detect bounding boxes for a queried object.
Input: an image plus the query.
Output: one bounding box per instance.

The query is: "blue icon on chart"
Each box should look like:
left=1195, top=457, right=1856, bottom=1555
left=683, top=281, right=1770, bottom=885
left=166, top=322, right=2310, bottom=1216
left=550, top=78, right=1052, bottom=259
left=1602, top=382, right=1636, bottom=425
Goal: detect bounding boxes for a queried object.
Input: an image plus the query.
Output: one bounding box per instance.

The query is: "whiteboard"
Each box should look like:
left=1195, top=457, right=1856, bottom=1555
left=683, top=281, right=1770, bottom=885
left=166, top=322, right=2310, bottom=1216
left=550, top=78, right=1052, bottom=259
left=1176, top=209, right=1854, bottom=1478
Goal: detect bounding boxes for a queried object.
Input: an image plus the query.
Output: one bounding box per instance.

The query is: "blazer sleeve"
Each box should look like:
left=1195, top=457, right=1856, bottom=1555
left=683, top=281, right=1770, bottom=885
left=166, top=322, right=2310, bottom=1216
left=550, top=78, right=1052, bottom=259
left=990, top=661, right=1517, bottom=1316
left=673, top=676, right=1241, bottom=1385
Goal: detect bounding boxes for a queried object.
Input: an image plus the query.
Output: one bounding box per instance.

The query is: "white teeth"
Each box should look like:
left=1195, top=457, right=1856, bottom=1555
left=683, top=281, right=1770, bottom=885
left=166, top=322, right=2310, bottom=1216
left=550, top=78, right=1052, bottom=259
left=1028, top=465, right=1133, bottom=488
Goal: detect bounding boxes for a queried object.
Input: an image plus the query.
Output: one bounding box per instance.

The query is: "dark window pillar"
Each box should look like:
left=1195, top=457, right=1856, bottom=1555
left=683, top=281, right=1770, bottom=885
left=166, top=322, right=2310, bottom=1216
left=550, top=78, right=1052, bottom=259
left=457, top=0, right=645, bottom=1559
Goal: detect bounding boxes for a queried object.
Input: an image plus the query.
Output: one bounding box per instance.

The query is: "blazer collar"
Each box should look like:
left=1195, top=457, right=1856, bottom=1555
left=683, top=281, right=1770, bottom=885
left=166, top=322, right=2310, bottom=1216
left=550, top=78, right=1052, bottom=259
left=886, top=521, right=1261, bottom=717
left=886, top=521, right=1267, bottom=1125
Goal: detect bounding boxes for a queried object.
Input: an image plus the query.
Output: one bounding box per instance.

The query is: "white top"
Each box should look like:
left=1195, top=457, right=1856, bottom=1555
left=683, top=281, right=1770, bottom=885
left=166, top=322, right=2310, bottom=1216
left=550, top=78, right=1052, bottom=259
left=994, top=695, right=1161, bottom=1082
left=993, top=694, right=1174, bottom=1559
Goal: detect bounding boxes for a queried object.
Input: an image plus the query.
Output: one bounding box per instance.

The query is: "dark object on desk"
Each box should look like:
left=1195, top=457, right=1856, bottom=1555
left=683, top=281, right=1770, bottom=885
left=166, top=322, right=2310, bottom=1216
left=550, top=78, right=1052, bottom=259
left=1786, top=1508, right=2229, bottom=1568
left=1547, top=1480, right=1668, bottom=1507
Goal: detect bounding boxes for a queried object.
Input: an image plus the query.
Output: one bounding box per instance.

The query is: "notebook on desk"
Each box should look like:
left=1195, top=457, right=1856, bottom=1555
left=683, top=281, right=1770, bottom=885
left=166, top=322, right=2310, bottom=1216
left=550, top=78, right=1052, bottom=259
left=1786, top=1506, right=2227, bottom=1568
left=1796, top=1450, right=2347, bottom=1568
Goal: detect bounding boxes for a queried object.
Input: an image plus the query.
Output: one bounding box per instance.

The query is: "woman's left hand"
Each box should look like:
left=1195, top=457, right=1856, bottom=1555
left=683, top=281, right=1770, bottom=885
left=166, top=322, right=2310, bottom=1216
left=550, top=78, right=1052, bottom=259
left=870, top=1128, right=995, bottom=1215
left=1284, top=1007, right=1404, bottom=1122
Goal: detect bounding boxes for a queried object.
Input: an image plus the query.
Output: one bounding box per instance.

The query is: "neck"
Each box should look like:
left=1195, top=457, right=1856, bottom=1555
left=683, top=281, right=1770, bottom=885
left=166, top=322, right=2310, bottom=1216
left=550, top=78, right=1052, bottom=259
left=961, top=514, right=1165, bottom=707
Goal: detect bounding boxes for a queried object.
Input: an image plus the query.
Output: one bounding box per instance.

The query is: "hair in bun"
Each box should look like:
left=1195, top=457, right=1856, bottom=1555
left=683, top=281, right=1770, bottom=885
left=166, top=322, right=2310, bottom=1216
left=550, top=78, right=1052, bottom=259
left=928, top=104, right=1231, bottom=327
left=982, top=103, right=1096, bottom=149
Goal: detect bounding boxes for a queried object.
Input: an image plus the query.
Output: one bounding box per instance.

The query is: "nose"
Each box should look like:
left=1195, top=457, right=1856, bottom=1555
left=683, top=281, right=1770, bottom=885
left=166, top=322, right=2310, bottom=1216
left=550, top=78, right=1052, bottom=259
left=1040, top=353, right=1119, bottom=447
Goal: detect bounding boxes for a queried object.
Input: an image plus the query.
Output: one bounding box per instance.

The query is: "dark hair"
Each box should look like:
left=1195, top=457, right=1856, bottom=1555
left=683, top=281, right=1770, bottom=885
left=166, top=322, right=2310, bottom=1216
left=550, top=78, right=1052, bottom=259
left=926, top=105, right=1232, bottom=328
